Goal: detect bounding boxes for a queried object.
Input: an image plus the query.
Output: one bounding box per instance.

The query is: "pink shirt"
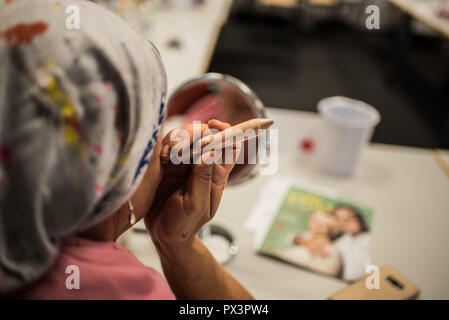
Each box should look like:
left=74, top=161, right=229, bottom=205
left=20, top=237, right=175, bottom=300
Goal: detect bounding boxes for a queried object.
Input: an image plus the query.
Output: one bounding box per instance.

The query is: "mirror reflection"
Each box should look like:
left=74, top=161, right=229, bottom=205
left=165, top=73, right=267, bottom=185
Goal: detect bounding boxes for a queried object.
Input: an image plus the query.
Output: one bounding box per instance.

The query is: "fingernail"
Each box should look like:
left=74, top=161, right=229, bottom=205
left=202, top=151, right=215, bottom=165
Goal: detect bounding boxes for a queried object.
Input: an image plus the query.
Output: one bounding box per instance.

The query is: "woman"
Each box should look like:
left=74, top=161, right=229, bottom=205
left=331, top=205, right=371, bottom=281
left=282, top=211, right=342, bottom=277
left=0, top=0, right=253, bottom=299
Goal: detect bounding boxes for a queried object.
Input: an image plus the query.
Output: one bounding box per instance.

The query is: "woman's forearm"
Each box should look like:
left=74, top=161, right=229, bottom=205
left=156, top=236, right=254, bottom=300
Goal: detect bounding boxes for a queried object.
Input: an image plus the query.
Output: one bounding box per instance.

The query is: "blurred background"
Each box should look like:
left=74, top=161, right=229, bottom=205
left=208, top=0, right=449, bottom=149
left=103, top=0, right=449, bottom=149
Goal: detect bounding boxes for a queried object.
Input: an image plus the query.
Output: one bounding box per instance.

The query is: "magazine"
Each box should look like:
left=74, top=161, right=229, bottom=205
left=256, top=185, right=373, bottom=281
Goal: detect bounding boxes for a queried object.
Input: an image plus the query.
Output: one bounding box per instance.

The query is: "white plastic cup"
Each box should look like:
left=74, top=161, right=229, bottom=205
left=317, top=96, right=380, bottom=175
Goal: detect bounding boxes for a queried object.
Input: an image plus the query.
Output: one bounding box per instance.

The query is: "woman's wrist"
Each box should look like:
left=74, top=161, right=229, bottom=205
left=154, top=233, right=254, bottom=300
left=154, top=235, right=199, bottom=263
left=155, top=236, right=211, bottom=287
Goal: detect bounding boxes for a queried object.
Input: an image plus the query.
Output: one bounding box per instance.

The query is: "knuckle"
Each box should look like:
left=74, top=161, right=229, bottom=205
left=184, top=200, right=198, bottom=213
left=194, top=166, right=212, bottom=180
left=199, top=169, right=212, bottom=180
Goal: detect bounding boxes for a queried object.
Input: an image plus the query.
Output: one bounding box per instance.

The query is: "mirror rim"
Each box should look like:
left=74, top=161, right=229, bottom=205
left=166, top=72, right=267, bottom=185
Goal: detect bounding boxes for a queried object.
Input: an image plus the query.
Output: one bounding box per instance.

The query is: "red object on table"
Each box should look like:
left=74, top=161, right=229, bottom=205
left=300, top=137, right=315, bottom=153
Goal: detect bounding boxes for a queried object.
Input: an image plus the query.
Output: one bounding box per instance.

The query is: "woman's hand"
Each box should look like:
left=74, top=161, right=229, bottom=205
left=144, top=119, right=253, bottom=300
left=145, top=119, right=240, bottom=251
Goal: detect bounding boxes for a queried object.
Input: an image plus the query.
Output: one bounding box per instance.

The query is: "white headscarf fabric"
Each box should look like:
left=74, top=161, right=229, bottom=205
left=0, top=0, right=166, bottom=293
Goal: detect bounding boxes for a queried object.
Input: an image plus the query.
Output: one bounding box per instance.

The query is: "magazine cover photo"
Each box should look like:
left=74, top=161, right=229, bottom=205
left=258, top=186, right=373, bottom=281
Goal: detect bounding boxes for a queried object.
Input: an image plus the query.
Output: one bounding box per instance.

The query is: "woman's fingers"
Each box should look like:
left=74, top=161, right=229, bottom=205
left=208, top=144, right=240, bottom=218
left=162, top=123, right=209, bottom=146
left=184, top=151, right=214, bottom=220
left=208, top=119, right=239, bottom=177
left=208, top=119, right=231, bottom=131
left=161, top=120, right=231, bottom=164
left=161, top=123, right=210, bottom=164
left=215, top=142, right=241, bottom=183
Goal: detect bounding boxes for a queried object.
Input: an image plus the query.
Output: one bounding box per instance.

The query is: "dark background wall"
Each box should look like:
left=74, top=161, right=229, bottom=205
left=208, top=2, right=449, bottom=149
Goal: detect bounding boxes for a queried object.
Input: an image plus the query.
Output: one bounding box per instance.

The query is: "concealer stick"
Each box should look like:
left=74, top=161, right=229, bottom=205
left=160, top=118, right=274, bottom=163
left=198, top=118, right=274, bottom=150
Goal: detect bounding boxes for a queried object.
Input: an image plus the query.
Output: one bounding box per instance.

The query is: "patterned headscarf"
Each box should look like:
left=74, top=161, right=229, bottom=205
left=0, top=0, right=166, bottom=293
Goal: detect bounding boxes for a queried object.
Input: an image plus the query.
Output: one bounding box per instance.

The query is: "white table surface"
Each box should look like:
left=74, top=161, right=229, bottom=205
left=388, top=0, right=449, bottom=40
left=125, top=107, right=449, bottom=299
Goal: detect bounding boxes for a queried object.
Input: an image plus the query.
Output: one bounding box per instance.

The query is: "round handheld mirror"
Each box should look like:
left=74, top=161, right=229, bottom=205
left=163, top=73, right=269, bottom=265
left=164, top=73, right=268, bottom=185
